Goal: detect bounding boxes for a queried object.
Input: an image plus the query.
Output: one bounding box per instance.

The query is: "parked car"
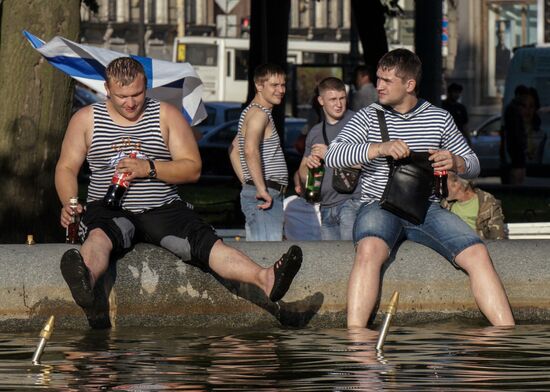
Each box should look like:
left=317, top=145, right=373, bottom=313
left=198, top=117, right=307, bottom=182
left=194, top=101, right=243, bottom=135
left=470, top=115, right=502, bottom=176
left=72, top=85, right=103, bottom=114
left=470, top=113, right=550, bottom=177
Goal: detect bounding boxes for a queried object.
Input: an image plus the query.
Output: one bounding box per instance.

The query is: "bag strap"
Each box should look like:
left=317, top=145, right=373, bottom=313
left=376, top=109, right=394, bottom=168
left=376, top=109, right=390, bottom=142
left=321, top=120, right=329, bottom=145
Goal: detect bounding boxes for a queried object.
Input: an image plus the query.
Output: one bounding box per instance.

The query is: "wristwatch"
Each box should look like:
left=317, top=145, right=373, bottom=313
left=147, top=159, right=157, bottom=178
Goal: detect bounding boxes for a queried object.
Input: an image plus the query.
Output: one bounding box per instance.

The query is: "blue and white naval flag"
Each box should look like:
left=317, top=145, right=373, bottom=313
left=23, top=30, right=206, bottom=126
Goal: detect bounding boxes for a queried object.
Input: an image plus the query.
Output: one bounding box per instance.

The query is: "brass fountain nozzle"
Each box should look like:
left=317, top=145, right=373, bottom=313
left=32, top=315, right=55, bottom=365
left=386, top=291, right=399, bottom=316
left=375, top=291, right=399, bottom=351
left=39, top=315, right=55, bottom=340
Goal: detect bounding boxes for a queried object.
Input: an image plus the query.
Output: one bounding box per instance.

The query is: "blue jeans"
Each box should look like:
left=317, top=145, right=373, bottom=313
left=320, top=199, right=362, bottom=240
left=240, top=184, right=284, bottom=241
left=353, top=202, right=483, bottom=267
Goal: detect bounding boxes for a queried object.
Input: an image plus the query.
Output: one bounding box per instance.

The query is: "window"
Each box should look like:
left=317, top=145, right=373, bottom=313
left=108, top=0, right=117, bottom=21
left=486, top=2, right=537, bottom=98
left=284, top=121, right=306, bottom=150
left=210, top=124, right=238, bottom=144
left=479, top=117, right=502, bottom=137
left=203, top=106, right=218, bottom=126
left=168, top=0, right=178, bottom=24
left=224, top=108, right=241, bottom=122
left=147, top=0, right=156, bottom=24
left=234, top=50, right=249, bottom=81
left=129, top=0, right=140, bottom=23
left=184, top=44, right=217, bottom=66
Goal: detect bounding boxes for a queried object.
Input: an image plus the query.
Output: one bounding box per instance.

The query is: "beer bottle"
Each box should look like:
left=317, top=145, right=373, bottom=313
left=434, top=170, right=448, bottom=199
left=103, top=151, right=137, bottom=209
left=66, top=196, right=80, bottom=244
left=305, top=161, right=325, bottom=203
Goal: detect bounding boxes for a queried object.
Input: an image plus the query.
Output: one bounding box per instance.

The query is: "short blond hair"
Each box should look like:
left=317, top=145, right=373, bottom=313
left=105, top=57, right=147, bottom=87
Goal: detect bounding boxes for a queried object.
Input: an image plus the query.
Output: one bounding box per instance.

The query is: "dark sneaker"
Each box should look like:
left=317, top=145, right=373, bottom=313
left=269, top=245, right=303, bottom=302
left=60, top=249, right=94, bottom=308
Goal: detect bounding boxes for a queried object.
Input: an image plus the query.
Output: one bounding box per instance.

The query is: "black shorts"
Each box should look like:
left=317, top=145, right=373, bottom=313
left=80, top=199, right=221, bottom=270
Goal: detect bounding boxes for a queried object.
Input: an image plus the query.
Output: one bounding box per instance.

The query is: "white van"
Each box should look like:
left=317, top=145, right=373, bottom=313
left=503, top=46, right=550, bottom=110
left=502, top=46, right=550, bottom=171
left=471, top=46, right=550, bottom=177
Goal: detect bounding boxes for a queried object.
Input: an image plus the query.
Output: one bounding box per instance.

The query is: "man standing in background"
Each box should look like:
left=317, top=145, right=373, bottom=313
left=442, top=83, right=470, bottom=144
left=350, top=65, right=377, bottom=112
left=298, top=77, right=361, bottom=240
left=233, top=64, right=288, bottom=241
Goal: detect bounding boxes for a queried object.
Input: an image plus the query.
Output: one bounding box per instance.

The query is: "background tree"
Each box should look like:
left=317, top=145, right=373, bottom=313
left=0, top=0, right=80, bottom=243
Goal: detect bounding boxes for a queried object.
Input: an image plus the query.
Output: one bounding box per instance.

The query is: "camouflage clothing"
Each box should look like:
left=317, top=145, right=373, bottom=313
left=441, top=188, right=506, bottom=240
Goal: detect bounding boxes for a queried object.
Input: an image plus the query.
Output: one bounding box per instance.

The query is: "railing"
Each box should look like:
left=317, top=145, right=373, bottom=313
left=506, top=222, right=550, bottom=239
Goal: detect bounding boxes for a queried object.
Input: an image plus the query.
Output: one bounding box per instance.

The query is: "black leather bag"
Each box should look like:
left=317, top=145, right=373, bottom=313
left=321, top=120, right=361, bottom=194
left=332, top=167, right=361, bottom=194
left=377, top=110, right=434, bottom=225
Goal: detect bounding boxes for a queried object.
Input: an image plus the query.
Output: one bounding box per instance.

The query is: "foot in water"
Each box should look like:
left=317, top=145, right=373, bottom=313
left=60, top=249, right=111, bottom=329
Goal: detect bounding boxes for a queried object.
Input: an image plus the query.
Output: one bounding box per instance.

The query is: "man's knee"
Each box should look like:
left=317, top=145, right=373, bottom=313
left=86, top=228, right=112, bottom=245
left=354, top=237, right=389, bottom=268
left=455, top=243, right=492, bottom=271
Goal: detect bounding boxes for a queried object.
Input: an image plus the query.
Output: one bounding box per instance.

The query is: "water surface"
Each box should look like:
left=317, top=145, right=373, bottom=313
left=2, top=322, right=550, bottom=390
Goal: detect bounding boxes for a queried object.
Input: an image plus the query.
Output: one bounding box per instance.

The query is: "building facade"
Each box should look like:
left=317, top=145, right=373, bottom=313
left=80, top=0, right=544, bottom=119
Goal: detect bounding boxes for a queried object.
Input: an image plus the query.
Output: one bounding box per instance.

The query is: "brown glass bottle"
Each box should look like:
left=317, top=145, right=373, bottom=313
left=66, top=197, right=80, bottom=244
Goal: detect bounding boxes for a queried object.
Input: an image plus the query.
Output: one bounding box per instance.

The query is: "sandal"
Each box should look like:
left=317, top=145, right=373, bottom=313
left=84, top=278, right=112, bottom=329
left=269, top=245, right=303, bottom=302
left=60, top=249, right=94, bottom=308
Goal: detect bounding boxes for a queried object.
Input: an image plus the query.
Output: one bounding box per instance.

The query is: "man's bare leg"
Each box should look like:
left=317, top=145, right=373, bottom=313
left=454, top=243, right=515, bottom=326
left=80, top=228, right=113, bottom=288
left=60, top=228, right=114, bottom=328
left=347, top=237, right=389, bottom=328
left=208, top=240, right=301, bottom=301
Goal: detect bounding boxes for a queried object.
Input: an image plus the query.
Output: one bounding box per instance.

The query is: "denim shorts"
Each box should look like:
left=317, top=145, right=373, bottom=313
left=353, top=202, right=483, bottom=267
left=320, top=198, right=362, bottom=240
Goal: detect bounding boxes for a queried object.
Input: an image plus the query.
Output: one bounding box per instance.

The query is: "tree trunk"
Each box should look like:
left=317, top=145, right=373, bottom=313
left=0, top=0, right=80, bottom=244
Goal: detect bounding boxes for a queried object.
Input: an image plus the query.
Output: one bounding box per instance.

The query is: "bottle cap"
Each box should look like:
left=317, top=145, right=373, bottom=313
left=69, top=197, right=78, bottom=207
left=26, top=234, right=35, bottom=245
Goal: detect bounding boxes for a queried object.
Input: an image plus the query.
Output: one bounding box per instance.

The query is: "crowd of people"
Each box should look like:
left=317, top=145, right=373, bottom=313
left=57, top=49, right=516, bottom=330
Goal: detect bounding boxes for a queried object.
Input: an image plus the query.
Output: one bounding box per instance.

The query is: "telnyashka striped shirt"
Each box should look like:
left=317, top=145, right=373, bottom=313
left=324, top=100, right=480, bottom=204
left=237, top=102, right=288, bottom=186
left=87, top=98, right=180, bottom=212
